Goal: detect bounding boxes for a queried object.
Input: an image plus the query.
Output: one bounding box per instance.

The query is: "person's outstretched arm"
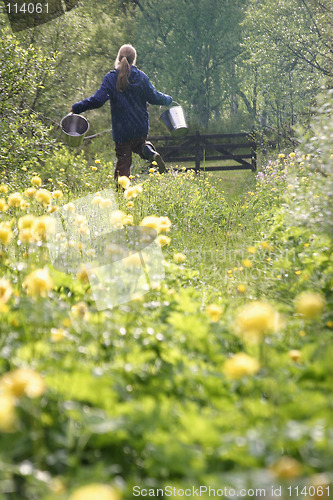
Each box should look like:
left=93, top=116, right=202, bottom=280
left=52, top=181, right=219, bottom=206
left=72, top=76, right=111, bottom=114
left=145, top=77, right=172, bottom=106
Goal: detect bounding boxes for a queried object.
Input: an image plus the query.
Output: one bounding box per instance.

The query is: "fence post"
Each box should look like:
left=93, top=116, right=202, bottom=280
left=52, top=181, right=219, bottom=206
left=195, top=130, right=201, bottom=172
left=251, top=139, right=257, bottom=172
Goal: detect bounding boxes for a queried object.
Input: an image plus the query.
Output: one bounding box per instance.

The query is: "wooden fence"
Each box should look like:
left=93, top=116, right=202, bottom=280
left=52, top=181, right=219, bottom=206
left=149, top=131, right=257, bottom=172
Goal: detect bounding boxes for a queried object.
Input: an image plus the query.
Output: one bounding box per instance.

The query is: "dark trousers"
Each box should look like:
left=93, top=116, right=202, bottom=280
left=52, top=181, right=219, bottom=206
left=114, top=137, right=156, bottom=180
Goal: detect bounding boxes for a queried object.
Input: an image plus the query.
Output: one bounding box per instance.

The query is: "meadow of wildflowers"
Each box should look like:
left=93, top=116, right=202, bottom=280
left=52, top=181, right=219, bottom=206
left=0, top=112, right=332, bottom=499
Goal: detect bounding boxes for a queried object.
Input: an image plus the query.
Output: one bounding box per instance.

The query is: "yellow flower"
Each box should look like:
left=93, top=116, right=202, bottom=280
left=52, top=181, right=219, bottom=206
left=294, top=291, right=326, bottom=319
left=173, top=252, right=186, bottom=263
left=0, top=198, right=8, bottom=212
left=24, top=187, right=36, bottom=198
left=71, top=301, right=88, bottom=319
left=223, top=353, right=260, bottom=379
left=69, top=484, right=120, bottom=500
left=0, top=278, right=12, bottom=304
left=77, top=265, right=89, bottom=284
left=237, top=284, right=246, bottom=293
left=0, top=222, right=13, bottom=246
left=205, top=304, right=223, bottom=322
left=35, top=189, right=52, bottom=205
left=91, top=166, right=98, bottom=171
left=109, top=210, right=127, bottom=228
left=242, top=258, right=252, bottom=268
left=18, top=228, right=33, bottom=243
left=32, top=215, right=56, bottom=239
left=156, top=234, right=171, bottom=247
left=122, top=253, right=142, bottom=267
left=0, top=368, right=46, bottom=398
left=247, top=246, right=256, bottom=254
left=0, top=393, right=16, bottom=432
left=31, top=176, right=42, bottom=187
left=278, top=153, right=285, bottom=159
left=260, top=241, right=273, bottom=251
left=50, top=328, right=67, bottom=342
left=0, top=184, right=9, bottom=194
left=52, top=190, right=63, bottom=199
left=270, top=456, right=302, bottom=479
left=7, top=192, right=22, bottom=207
left=100, top=198, right=113, bottom=209
left=149, top=167, right=156, bottom=173
left=139, top=215, right=161, bottom=233
left=63, top=202, right=75, bottom=213
left=288, top=350, right=302, bottom=362
left=235, top=301, right=281, bottom=341
left=289, top=152, right=296, bottom=158
left=159, top=216, right=172, bottom=233
left=126, top=201, right=134, bottom=209
left=18, top=214, right=35, bottom=230
left=22, top=268, right=54, bottom=297
left=124, top=184, right=143, bottom=200
left=118, top=176, right=130, bottom=190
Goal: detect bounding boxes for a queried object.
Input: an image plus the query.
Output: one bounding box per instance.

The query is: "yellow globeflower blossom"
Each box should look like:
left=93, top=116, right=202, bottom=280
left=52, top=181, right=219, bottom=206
left=22, top=268, right=54, bottom=297
left=35, top=189, right=52, bottom=205
left=247, top=246, right=256, bottom=254
left=50, top=328, right=67, bottom=342
left=139, top=215, right=161, bottom=233
left=63, top=202, right=75, bottom=213
left=0, top=198, right=8, bottom=212
left=223, top=353, right=260, bottom=379
left=156, top=234, right=171, bottom=247
left=24, top=187, right=36, bottom=198
left=205, top=304, right=223, bottom=322
left=0, top=368, right=46, bottom=398
left=159, top=216, right=172, bottom=233
left=122, top=253, right=142, bottom=267
left=0, top=278, right=12, bottom=304
left=173, top=253, right=186, bottom=263
left=100, top=198, right=113, bottom=209
left=126, top=201, right=134, bottom=209
left=32, top=215, right=56, bottom=240
left=7, top=192, right=22, bottom=208
left=52, top=190, right=63, bottom=200
left=109, top=210, right=126, bottom=228
left=18, top=214, right=35, bottom=230
left=69, top=484, right=120, bottom=500
left=121, top=214, right=133, bottom=225
left=71, top=301, right=88, bottom=319
left=0, top=184, right=9, bottom=194
left=92, top=194, right=103, bottom=206
left=270, top=456, right=302, bottom=479
left=294, top=291, right=326, bottom=319
left=237, top=284, right=246, bottom=293
left=77, top=265, right=89, bottom=284
left=0, top=222, right=13, bottom=246
left=124, top=184, right=143, bottom=200
left=242, top=258, right=253, bottom=268
left=31, top=176, right=42, bottom=187
left=0, top=393, right=16, bottom=432
left=19, top=228, right=33, bottom=243
left=235, top=301, right=282, bottom=341
left=118, top=176, right=130, bottom=190
left=288, top=350, right=301, bottom=362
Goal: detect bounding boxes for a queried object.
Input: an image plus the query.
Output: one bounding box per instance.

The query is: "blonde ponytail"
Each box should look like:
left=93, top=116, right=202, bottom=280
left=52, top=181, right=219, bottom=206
left=115, top=44, right=137, bottom=93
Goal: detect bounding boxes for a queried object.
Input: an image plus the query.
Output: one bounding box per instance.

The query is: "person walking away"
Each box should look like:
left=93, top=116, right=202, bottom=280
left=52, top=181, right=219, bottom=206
left=71, top=44, right=172, bottom=180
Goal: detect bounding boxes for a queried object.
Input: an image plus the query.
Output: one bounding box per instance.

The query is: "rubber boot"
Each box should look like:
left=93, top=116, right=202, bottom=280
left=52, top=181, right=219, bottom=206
left=143, top=144, right=166, bottom=174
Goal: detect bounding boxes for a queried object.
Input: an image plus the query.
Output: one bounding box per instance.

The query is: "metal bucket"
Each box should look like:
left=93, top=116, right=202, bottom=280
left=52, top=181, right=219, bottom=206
left=160, top=104, right=188, bottom=138
left=60, top=113, right=89, bottom=147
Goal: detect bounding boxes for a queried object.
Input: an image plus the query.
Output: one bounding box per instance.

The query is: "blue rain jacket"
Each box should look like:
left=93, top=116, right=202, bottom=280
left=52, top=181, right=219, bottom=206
left=72, top=66, right=172, bottom=143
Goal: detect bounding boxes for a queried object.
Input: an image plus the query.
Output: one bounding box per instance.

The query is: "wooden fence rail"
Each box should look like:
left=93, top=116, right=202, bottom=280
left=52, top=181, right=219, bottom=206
left=149, top=131, right=257, bottom=172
